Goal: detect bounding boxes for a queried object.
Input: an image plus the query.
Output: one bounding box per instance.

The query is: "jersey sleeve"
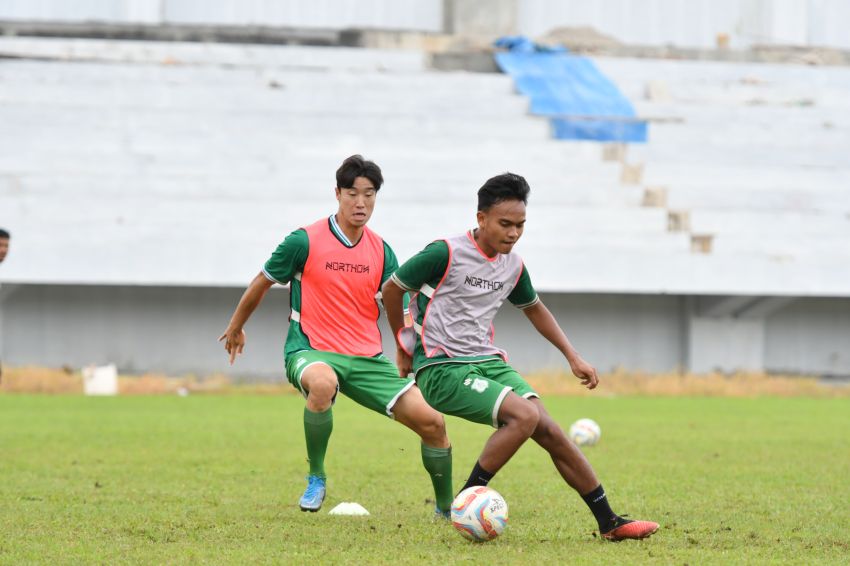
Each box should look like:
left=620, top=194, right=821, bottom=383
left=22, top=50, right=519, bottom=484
left=262, top=228, right=309, bottom=285
left=381, top=241, right=399, bottom=285
left=391, top=240, right=450, bottom=291
left=508, top=264, right=539, bottom=309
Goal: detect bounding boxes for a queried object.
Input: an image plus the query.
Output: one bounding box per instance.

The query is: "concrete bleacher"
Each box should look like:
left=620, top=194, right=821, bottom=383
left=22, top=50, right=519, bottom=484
left=594, top=56, right=850, bottom=289
left=2, top=38, right=849, bottom=297
left=597, top=57, right=849, bottom=199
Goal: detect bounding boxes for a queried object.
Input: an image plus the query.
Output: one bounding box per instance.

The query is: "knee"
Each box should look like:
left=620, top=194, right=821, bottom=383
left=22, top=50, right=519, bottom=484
left=306, top=376, right=337, bottom=404
left=513, top=401, right=540, bottom=437
left=417, top=412, right=447, bottom=443
left=532, top=417, right=558, bottom=442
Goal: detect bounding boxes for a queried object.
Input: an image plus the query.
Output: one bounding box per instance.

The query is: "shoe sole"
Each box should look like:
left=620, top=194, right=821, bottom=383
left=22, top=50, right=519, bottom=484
left=299, top=497, right=325, bottom=512
left=603, top=524, right=659, bottom=542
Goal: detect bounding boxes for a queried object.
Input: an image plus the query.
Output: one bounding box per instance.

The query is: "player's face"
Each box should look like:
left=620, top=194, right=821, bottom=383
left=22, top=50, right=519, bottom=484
left=476, top=199, right=526, bottom=256
left=0, top=238, right=8, bottom=263
left=335, top=176, right=377, bottom=229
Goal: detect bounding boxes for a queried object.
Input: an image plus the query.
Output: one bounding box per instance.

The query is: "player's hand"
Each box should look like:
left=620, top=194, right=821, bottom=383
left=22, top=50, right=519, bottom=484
left=396, top=347, right=412, bottom=378
left=568, top=354, right=598, bottom=390
left=218, top=328, right=246, bottom=365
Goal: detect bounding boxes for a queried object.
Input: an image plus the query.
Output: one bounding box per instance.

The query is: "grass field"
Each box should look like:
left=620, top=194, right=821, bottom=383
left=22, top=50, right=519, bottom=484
left=1, top=394, right=848, bottom=564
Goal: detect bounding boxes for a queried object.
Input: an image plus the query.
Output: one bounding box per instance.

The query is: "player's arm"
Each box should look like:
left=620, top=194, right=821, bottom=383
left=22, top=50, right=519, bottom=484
left=382, top=278, right=409, bottom=372
left=510, top=264, right=598, bottom=389
left=219, top=229, right=308, bottom=365
left=381, top=284, right=413, bottom=377
left=381, top=241, right=450, bottom=376
left=380, top=241, right=411, bottom=333
left=219, top=273, right=274, bottom=364
left=523, top=301, right=598, bottom=390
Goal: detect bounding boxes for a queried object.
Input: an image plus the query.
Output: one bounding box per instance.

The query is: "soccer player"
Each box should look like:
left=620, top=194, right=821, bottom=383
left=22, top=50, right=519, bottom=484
left=381, top=173, right=658, bottom=540
left=0, top=229, right=9, bottom=264
left=0, top=228, right=9, bottom=382
left=219, top=155, right=453, bottom=516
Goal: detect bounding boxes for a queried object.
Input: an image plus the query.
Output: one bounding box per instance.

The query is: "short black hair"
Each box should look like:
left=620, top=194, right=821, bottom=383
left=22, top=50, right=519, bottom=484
left=0, top=229, right=9, bottom=239
left=336, top=154, right=384, bottom=191
left=477, top=173, right=530, bottom=211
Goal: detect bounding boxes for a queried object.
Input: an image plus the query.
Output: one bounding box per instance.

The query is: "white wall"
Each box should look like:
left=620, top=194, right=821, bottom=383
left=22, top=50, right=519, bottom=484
left=495, top=293, right=687, bottom=374
left=688, top=317, right=766, bottom=373
left=517, top=0, right=850, bottom=49
left=4, top=285, right=849, bottom=377
left=1, top=286, right=686, bottom=376
left=0, top=0, right=163, bottom=24
left=4, top=1, right=850, bottom=49
left=0, top=0, right=443, bottom=32
left=2, top=284, right=293, bottom=378
left=764, top=297, right=850, bottom=376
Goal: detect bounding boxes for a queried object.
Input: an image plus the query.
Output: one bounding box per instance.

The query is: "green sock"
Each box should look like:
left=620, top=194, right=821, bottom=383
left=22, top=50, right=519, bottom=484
left=303, top=407, right=333, bottom=479
left=421, top=444, right=453, bottom=513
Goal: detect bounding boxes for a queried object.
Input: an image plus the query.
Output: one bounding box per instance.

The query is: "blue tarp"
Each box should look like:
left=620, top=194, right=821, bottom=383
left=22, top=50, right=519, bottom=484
left=495, top=48, right=647, bottom=143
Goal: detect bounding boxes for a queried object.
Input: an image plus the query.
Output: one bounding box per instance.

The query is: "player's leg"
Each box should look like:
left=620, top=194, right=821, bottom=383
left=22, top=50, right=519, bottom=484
left=392, top=385, right=449, bottom=448
left=339, top=354, right=454, bottom=517
left=299, top=361, right=338, bottom=476
left=286, top=352, right=341, bottom=512
left=529, top=398, right=659, bottom=540
left=415, top=361, right=539, bottom=493
left=392, top=386, right=454, bottom=516
left=529, top=398, right=598, bottom=492
left=458, top=392, right=539, bottom=492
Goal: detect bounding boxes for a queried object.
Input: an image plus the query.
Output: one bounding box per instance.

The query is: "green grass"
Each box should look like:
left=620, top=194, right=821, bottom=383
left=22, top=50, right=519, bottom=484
left=1, top=394, right=848, bottom=565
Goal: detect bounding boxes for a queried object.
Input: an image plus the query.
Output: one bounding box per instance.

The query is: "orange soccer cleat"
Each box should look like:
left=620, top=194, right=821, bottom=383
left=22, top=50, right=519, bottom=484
left=601, top=517, right=659, bottom=541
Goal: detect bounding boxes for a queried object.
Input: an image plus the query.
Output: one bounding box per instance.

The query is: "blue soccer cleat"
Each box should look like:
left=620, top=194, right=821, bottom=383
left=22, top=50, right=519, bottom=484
left=299, top=475, right=326, bottom=512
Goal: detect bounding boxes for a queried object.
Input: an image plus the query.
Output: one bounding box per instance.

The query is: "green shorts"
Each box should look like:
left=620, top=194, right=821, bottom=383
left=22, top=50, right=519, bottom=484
left=285, top=350, right=415, bottom=418
left=416, top=359, right=539, bottom=428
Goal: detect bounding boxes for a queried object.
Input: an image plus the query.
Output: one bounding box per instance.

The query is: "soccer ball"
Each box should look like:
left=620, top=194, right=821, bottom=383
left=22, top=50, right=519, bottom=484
left=569, top=418, right=601, bottom=446
left=450, top=486, right=509, bottom=542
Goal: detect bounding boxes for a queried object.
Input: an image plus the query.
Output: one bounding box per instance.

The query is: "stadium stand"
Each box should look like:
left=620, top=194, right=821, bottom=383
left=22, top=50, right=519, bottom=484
left=1, top=37, right=848, bottom=374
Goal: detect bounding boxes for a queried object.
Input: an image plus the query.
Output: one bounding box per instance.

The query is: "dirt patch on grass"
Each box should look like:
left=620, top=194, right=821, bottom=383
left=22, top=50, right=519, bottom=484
left=0, top=366, right=83, bottom=394
left=0, top=366, right=293, bottom=395
left=527, top=369, right=849, bottom=397
left=1, top=365, right=846, bottom=397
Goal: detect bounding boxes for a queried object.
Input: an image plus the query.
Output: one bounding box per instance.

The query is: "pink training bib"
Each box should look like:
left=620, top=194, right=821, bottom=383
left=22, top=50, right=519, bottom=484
left=299, top=218, right=385, bottom=356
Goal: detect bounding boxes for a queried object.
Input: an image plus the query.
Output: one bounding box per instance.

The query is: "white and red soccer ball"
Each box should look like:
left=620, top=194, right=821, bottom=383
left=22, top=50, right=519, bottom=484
left=450, top=486, right=509, bottom=542
left=569, top=418, right=602, bottom=446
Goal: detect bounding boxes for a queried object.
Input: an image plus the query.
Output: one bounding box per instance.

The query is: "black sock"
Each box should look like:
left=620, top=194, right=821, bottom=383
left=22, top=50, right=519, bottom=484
left=460, top=461, right=494, bottom=492
left=581, top=484, right=621, bottom=532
